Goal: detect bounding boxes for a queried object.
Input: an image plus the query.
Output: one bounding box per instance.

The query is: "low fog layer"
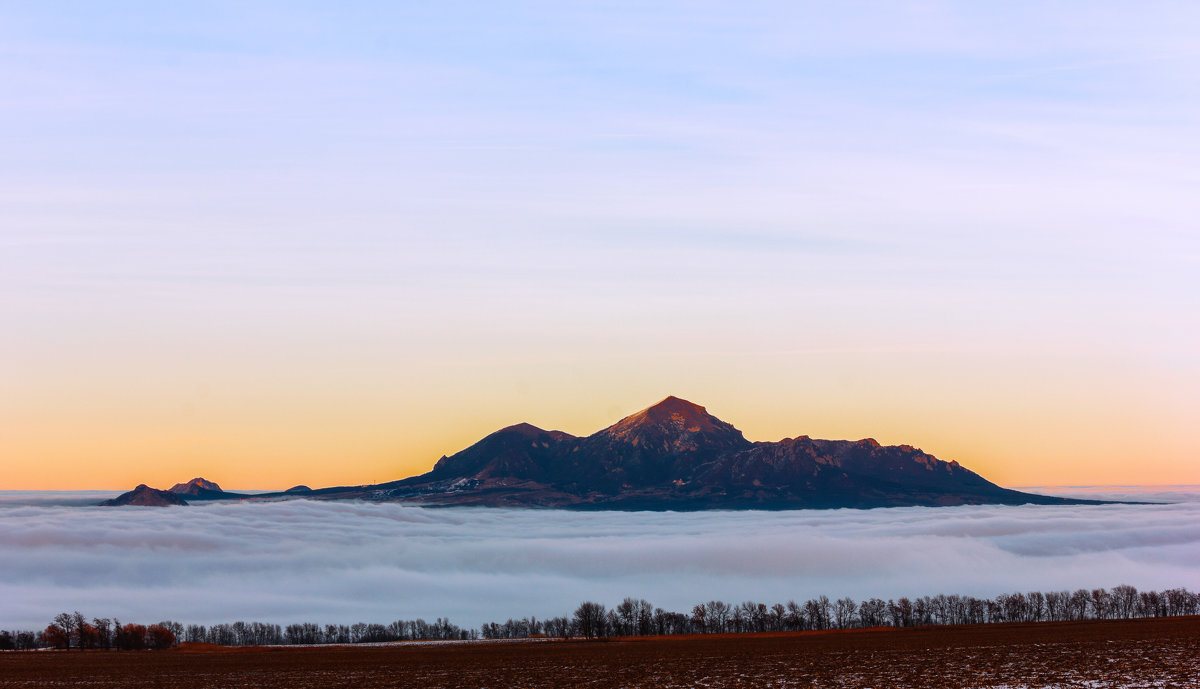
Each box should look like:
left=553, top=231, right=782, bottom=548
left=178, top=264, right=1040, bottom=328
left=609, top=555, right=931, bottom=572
left=2, top=492, right=1198, bottom=630
left=0, top=491, right=121, bottom=507
left=1019, top=485, right=1200, bottom=504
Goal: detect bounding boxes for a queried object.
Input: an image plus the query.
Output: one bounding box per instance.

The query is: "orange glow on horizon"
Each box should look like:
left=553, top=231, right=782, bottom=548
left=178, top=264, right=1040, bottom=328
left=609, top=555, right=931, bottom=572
left=4, top=364, right=1196, bottom=491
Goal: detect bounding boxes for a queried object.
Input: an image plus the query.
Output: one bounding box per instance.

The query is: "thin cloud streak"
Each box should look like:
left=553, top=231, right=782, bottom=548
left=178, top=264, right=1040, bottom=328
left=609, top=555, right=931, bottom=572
left=1, top=493, right=1198, bottom=630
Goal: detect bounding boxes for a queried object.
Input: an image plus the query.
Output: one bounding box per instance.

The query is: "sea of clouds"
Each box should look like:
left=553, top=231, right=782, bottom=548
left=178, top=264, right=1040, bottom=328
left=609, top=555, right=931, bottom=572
left=2, top=488, right=1199, bottom=631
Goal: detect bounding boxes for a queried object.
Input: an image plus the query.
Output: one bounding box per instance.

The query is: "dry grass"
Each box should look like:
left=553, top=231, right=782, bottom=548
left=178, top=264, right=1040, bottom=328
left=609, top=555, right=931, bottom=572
left=2, top=616, right=1197, bottom=688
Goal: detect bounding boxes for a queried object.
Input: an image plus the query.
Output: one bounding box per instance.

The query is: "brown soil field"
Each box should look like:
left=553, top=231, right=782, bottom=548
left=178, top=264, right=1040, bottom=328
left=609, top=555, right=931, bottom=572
left=2, top=616, right=1197, bottom=688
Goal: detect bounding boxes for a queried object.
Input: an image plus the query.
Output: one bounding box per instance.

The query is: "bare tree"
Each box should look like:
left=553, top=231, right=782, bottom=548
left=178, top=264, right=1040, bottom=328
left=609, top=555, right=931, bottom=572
left=735, top=601, right=764, bottom=632
left=785, top=600, right=805, bottom=630
left=834, top=597, right=857, bottom=629
left=616, top=598, right=637, bottom=636
left=1090, top=588, right=1112, bottom=620
left=1044, top=591, right=1066, bottom=621
left=1112, top=585, right=1138, bottom=619
left=53, top=613, right=75, bottom=650
left=1027, top=591, right=1046, bottom=622
left=634, top=599, right=654, bottom=636
left=604, top=610, right=618, bottom=638
left=92, top=618, right=112, bottom=650
left=72, top=612, right=92, bottom=650
left=730, top=605, right=745, bottom=633
left=913, top=597, right=932, bottom=626
left=653, top=607, right=669, bottom=635
left=1069, top=589, right=1091, bottom=620
left=804, top=599, right=824, bottom=630
left=858, top=598, right=886, bottom=627
left=705, top=601, right=731, bottom=633
left=769, top=603, right=786, bottom=632
left=572, top=601, right=606, bottom=640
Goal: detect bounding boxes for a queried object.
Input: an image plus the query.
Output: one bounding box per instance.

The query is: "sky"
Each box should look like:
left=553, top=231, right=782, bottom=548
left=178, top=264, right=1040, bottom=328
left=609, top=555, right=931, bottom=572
left=2, top=492, right=1199, bottom=629
left=2, top=2, right=1198, bottom=490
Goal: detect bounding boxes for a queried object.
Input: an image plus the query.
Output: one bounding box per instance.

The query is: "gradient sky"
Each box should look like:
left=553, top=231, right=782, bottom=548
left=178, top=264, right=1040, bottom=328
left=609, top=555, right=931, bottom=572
left=2, top=2, right=1198, bottom=490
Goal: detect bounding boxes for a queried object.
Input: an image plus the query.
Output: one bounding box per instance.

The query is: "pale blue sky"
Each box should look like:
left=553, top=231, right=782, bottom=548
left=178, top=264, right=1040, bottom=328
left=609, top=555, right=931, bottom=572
left=2, top=2, right=1198, bottom=488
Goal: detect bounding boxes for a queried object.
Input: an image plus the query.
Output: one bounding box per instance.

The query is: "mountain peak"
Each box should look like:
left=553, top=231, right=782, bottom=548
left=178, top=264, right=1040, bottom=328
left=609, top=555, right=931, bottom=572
left=596, top=396, right=750, bottom=457
left=653, top=395, right=707, bottom=414
left=497, top=422, right=549, bottom=436
left=169, top=477, right=223, bottom=495
left=606, top=396, right=722, bottom=436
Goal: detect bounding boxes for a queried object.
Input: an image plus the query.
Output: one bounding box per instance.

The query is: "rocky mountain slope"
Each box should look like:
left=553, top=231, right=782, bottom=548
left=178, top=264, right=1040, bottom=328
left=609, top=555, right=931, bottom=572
left=169, top=477, right=225, bottom=497
left=101, top=477, right=244, bottom=506
left=99, top=484, right=189, bottom=507
left=364, top=396, right=1090, bottom=509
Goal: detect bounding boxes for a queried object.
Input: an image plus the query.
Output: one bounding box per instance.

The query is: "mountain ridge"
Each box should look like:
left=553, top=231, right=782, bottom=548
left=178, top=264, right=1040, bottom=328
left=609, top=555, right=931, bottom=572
left=100, top=397, right=1106, bottom=509
left=366, top=396, right=1098, bottom=509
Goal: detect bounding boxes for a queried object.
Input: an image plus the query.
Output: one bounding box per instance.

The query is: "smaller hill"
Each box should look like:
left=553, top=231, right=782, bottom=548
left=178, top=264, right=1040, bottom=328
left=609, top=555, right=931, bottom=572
left=100, top=485, right=189, bottom=507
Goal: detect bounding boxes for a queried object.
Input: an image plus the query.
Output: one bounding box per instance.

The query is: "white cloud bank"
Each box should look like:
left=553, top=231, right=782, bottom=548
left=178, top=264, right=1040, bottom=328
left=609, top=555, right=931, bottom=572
left=1, top=491, right=1198, bottom=630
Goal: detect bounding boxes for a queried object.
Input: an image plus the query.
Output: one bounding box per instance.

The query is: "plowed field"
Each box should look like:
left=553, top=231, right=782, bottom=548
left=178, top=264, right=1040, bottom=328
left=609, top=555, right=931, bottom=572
left=2, top=616, right=1197, bottom=688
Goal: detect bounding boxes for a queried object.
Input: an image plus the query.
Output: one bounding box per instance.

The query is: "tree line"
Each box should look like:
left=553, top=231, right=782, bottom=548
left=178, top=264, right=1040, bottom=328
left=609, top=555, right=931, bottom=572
left=561, top=585, right=1200, bottom=639
left=2, top=584, right=1196, bottom=650
left=4, top=613, right=181, bottom=651
left=0, top=614, right=474, bottom=651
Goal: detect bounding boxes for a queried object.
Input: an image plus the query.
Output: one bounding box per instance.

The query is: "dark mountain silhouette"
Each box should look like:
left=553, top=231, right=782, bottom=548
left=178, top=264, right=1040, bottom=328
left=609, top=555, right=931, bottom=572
left=102, top=397, right=1106, bottom=509
left=360, top=396, right=1096, bottom=509
left=100, top=478, right=250, bottom=506
left=100, top=484, right=189, bottom=507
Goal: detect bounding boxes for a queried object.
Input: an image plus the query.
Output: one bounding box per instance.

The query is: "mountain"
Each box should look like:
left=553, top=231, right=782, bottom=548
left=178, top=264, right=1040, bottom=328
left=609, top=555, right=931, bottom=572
left=100, top=396, right=1104, bottom=509
left=101, top=478, right=247, bottom=506
left=569, top=396, right=753, bottom=494
left=169, top=477, right=224, bottom=497
left=100, top=484, right=189, bottom=507
left=167, top=477, right=251, bottom=501
left=365, top=396, right=1094, bottom=509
